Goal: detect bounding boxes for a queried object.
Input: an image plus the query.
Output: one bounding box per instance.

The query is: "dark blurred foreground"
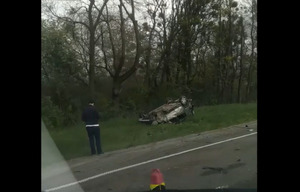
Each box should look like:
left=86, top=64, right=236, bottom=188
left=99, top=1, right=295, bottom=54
left=142, top=189, right=257, bottom=192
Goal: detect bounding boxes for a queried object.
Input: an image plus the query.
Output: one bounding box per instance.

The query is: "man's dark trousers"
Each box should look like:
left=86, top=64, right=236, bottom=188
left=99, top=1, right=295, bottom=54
left=86, top=126, right=102, bottom=155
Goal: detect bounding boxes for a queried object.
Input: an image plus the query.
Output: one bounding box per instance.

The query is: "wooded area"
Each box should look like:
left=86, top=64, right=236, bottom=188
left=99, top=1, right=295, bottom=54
left=41, top=0, right=257, bottom=129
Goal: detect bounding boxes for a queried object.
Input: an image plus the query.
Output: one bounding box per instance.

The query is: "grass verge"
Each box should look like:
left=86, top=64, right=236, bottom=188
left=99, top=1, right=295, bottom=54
left=47, top=103, right=257, bottom=160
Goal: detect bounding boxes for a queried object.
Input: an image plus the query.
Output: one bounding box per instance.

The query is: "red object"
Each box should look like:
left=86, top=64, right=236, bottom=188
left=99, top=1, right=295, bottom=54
left=151, top=169, right=164, bottom=184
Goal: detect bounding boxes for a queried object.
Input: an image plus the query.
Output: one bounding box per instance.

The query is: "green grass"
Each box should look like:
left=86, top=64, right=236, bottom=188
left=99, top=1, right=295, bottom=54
left=47, top=103, right=257, bottom=160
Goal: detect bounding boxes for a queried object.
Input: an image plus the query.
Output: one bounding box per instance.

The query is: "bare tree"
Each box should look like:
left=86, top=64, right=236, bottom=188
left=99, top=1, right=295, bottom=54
left=237, top=16, right=246, bottom=103
left=245, top=0, right=257, bottom=101
left=101, top=0, right=141, bottom=103
left=151, top=0, right=181, bottom=87
left=44, top=0, right=109, bottom=99
left=142, top=0, right=161, bottom=88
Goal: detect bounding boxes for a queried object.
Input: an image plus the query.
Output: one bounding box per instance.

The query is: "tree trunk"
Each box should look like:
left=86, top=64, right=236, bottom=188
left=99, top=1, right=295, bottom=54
left=246, top=0, right=256, bottom=102
left=112, top=78, right=122, bottom=103
left=104, top=0, right=141, bottom=102
left=237, top=18, right=244, bottom=103
left=88, top=29, right=95, bottom=99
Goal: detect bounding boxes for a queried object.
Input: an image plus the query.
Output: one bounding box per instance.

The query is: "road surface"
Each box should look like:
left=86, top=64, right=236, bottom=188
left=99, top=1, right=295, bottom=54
left=42, top=121, right=257, bottom=192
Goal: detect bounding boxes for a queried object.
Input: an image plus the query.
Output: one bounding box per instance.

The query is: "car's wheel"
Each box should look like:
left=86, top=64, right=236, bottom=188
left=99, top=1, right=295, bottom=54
left=180, top=96, right=187, bottom=105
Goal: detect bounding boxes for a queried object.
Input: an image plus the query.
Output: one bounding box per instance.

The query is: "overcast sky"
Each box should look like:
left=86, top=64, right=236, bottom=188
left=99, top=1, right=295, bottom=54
left=42, top=0, right=253, bottom=21
left=42, top=0, right=160, bottom=21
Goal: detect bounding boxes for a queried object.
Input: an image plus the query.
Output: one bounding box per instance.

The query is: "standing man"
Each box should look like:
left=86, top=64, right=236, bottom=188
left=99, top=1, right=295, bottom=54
left=81, top=99, right=103, bottom=155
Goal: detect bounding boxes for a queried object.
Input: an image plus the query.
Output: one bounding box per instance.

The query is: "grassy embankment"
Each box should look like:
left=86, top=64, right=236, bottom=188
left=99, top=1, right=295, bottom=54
left=47, top=103, right=257, bottom=160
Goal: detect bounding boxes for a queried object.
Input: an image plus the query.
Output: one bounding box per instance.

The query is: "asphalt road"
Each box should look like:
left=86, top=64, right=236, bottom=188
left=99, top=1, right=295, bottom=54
left=42, top=121, right=257, bottom=192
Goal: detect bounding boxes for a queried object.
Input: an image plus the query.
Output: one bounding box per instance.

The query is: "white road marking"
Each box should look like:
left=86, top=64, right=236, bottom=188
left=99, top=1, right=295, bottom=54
left=44, top=132, right=257, bottom=192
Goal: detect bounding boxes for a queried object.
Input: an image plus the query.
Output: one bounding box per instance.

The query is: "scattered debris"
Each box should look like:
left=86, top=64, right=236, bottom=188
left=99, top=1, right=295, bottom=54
left=202, top=166, right=224, bottom=172
left=216, top=185, right=229, bottom=189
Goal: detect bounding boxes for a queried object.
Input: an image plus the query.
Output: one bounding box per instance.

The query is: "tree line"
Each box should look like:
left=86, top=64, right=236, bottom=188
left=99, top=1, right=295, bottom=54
left=41, top=0, right=257, bottom=129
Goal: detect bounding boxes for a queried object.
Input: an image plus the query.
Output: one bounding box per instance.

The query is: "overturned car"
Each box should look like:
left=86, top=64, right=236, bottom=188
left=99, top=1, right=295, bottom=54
left=138, top=96, right=194, bottom=125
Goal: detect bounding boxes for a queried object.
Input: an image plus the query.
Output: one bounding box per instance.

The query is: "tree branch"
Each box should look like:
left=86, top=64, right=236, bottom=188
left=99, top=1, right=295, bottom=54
left=47, top=5, right=90, bottom=29
left=104, top=5, right=117, bottom=71
left=101, top=27, right=114, bottom=78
